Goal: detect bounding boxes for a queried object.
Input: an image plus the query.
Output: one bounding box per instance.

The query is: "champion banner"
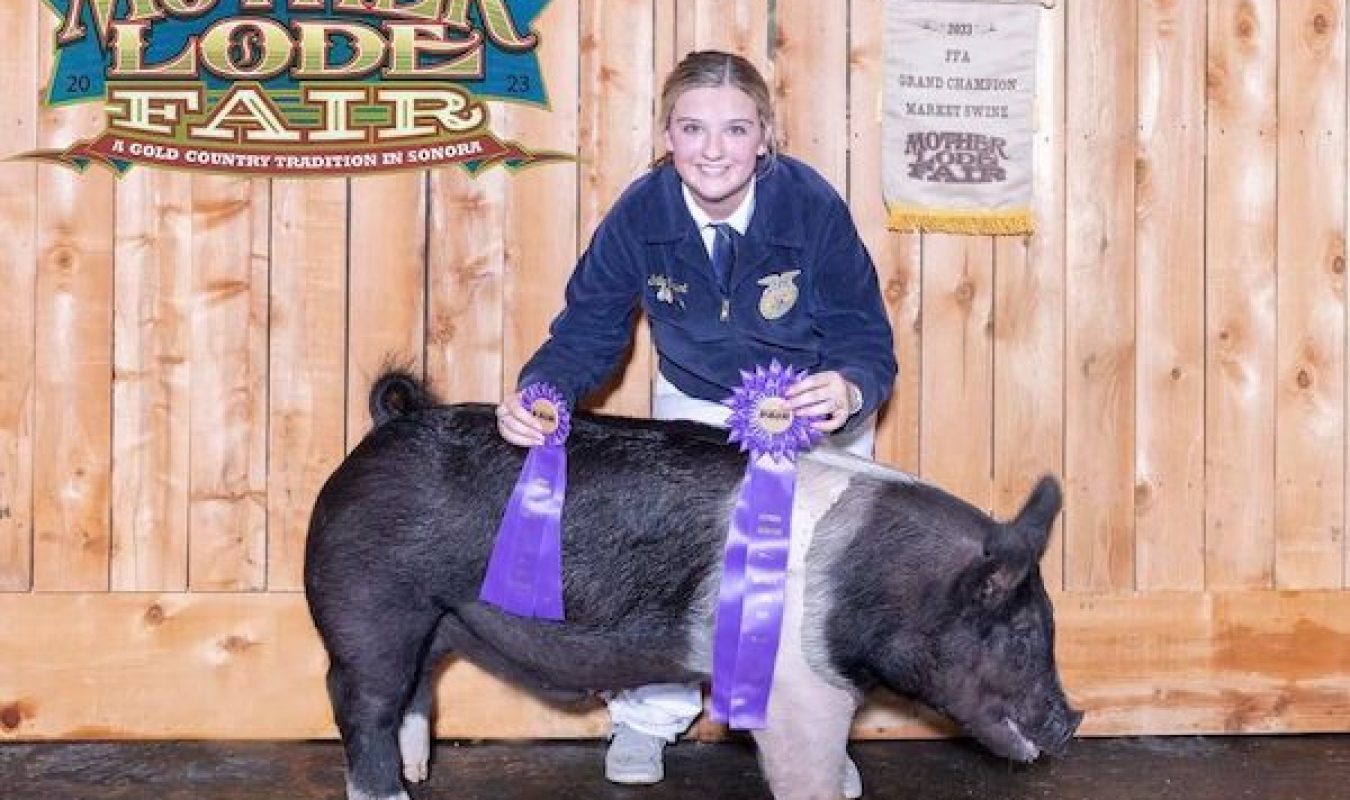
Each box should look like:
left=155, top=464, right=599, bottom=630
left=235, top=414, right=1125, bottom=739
left=883, top=1, right=1040, bottom=235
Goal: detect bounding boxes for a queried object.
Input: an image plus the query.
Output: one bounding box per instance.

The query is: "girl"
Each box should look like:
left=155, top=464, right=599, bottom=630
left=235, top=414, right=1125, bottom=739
left=496, top=50, right=894, bottom=798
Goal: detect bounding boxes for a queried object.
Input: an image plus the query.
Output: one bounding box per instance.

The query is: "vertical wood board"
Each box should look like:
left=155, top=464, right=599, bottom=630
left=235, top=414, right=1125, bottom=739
left=32, top=23, right=114, bottom=592
left=267, top=178, right=348, bottom=591
left=187, top=177, right=269, bottom=592
left=577, top=0, right=656, bottom=417
left=850, top=0, right=921, bottom=473
left=0, top=0, right=39, bottom=591
left=501, top=0, right=580, bottom=398
left=1134, top=0, right=1207, bottom=591
left=346, top=174, right=427, bottom=442
left=1063, top=0, right=1138, bottom=591
left=920, top=235, right=994, bottom=509
left=111, top=172, right=192, bottom=591
left=1204, top=0, right=1279, bottom=589
left=1273, top=0, right=1346, bottom=589
left=774, top=1, right=848, bottom=191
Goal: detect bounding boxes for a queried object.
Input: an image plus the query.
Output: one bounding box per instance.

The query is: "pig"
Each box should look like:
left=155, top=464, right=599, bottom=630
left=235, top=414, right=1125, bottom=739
left=304, top=370, right=1081, bottom=800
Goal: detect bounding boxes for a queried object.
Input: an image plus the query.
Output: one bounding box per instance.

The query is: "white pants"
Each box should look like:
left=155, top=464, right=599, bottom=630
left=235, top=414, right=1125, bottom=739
left=607, top=373, right=876, bottom=740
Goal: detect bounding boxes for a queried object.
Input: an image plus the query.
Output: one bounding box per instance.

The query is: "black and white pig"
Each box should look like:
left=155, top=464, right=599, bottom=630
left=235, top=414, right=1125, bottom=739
left=305, top=371, right=1082, bottom=800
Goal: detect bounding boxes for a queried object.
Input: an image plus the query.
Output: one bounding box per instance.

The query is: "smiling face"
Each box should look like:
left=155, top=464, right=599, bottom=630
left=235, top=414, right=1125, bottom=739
left=663, top=85, right=770, bottom=220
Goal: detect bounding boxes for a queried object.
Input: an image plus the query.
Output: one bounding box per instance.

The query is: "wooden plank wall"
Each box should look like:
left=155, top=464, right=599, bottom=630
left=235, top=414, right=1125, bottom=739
left=2, top=0, right=1350, bottom=741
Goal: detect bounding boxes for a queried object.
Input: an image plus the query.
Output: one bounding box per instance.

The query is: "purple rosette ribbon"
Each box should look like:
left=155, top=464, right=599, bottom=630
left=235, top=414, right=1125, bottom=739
left=711, top=360, right=823, bottom=729
left=479, top=383, right=571, bottom=620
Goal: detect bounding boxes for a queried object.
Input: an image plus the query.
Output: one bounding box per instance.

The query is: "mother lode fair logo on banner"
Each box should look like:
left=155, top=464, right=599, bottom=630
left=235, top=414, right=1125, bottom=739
left=25, top=0, right=567, bottom=177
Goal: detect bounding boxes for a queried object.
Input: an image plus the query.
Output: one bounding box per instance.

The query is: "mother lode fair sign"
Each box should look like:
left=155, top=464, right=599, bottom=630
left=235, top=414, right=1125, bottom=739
left=27, top=0, right=566, bottom=176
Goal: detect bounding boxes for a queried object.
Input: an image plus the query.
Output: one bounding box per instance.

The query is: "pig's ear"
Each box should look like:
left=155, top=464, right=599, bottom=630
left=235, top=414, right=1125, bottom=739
left=973, top=478, right=1060, bottom=608
left=973, top=537, right=1036, bottom=609
left=962, top=477, right=1061, bottom=609
left=1010, top=474, right=1062, bottom=559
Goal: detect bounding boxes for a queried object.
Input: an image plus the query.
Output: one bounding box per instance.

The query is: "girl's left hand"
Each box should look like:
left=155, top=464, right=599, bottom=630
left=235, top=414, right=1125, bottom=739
left=786, top=370, right=857, bottom=434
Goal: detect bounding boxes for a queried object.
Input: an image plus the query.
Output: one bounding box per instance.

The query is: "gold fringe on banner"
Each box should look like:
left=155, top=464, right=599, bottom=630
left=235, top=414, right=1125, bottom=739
left=887, top=204, right=1035, bottom=236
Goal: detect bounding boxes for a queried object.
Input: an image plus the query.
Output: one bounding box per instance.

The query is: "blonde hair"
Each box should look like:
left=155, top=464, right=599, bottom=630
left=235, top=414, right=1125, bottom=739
left=656, top=50, right=779, bottom=166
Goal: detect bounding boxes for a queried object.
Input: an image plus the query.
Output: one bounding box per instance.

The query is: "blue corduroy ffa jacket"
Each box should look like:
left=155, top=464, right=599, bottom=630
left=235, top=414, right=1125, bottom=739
left=519, top=155, right=897, bottom=432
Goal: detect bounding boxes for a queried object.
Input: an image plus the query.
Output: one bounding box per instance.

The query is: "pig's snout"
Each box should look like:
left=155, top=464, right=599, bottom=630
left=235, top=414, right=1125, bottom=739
left=1038, top=706, right=1084, bottom=757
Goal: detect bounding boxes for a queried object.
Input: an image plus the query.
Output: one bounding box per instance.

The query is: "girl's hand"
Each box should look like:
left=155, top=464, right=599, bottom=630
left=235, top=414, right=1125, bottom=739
left=495, top=391, right=548, bottom=447
left=786, top=370, right=858, bottom=434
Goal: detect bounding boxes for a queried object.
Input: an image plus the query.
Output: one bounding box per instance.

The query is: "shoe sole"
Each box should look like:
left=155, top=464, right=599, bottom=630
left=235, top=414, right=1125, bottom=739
left=606, top=770, right=664, bottom=785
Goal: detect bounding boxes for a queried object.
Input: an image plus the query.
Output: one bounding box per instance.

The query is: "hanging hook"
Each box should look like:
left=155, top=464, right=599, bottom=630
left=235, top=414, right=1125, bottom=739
left=927, top=0, right=1056, bottom=8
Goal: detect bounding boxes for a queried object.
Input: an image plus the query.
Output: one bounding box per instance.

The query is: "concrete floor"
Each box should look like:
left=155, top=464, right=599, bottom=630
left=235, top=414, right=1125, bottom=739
left=1, top=735, right=1348, bottom=799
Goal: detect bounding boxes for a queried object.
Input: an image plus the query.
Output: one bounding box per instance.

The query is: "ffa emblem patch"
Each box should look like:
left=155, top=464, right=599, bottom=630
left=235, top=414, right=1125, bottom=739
left=648, top=274, right=688, bottom=308
left=757, top=270, right=801, bottom=320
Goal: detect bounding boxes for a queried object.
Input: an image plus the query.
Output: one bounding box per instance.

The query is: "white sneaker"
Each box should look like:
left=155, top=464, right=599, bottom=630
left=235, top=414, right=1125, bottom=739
left=605, top=723, right=666, bottom=785
left=843, top=755, right=863, bottom=799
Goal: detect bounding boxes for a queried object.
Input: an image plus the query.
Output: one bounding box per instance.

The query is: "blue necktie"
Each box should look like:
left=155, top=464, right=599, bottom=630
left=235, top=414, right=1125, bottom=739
left=710, top=223, right=734, bottom=291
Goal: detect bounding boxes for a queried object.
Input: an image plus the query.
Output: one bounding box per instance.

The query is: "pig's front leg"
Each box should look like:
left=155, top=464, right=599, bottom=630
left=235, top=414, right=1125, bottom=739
left=751, top=508, right=860, bottom=799
left=752, top=682, right=855, bottom=798
left=751, top=625, right=859, bottom=799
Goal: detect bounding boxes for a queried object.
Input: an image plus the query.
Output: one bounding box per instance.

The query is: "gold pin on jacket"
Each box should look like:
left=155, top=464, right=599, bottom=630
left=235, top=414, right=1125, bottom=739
left=757, top=270, right=801, bottom=320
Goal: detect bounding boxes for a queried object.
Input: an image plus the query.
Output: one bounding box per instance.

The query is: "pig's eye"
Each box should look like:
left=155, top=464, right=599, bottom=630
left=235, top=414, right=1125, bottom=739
left=1007, top=637, right=1032, bottom=671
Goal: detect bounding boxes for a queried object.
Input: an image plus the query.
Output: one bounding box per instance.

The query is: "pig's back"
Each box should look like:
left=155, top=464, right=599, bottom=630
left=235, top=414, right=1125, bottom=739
left=308, top=404, right=748, bottom=622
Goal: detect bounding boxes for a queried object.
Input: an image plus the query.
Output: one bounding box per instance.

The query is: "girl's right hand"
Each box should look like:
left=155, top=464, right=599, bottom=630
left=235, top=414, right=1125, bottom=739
left=495, top=391, right=548, bottom=447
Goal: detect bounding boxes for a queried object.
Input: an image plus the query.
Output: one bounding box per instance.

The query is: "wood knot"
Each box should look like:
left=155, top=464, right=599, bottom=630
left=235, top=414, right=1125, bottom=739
left=47, top=245, right=78, bottom=280
left=1206, top=61, right=1227, bottom=94
left=953, top=281, right=975, bottom=306
left=1234, top=3, right=1257, bottom=39
left=1332, top=255, right=1346, bottom=275
left=1, top=703, right=23, bottom=731
left=431, top=319, right=459, bottom=344
left=1297, top=369, right=1313, bottom=389
left=218, top=635, right=257, bottom=655
left=1313, top=13, right=1330, bottom=36
left=144, top=604, right=165, bottom=626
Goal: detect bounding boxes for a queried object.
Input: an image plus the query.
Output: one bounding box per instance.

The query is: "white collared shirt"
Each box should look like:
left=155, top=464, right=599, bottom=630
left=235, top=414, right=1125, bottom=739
left=682, top=180, right=756, bottom=258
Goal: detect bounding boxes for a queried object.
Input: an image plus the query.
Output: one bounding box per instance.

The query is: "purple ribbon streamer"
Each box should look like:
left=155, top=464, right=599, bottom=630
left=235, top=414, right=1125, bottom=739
left=710, top=453, right=796, bottom=729
left=710, top=360, right=821, bottom=730
left=480, top=385, right=569, bottom=620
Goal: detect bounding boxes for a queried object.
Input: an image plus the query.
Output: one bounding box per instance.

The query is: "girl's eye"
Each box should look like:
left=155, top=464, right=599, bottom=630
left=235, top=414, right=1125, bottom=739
left=680, top=123, right=702, bottom=135
left=728, top=124, right=748, bottom=136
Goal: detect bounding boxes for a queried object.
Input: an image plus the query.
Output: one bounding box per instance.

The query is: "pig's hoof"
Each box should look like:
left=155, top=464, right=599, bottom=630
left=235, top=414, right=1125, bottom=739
left=398, top=712, right=431, bottom=783
left=345, top=776, right=411, bottom=800
left=402, top=760, right=429, bottom=783
left=843, top=756, right=863, bottom=798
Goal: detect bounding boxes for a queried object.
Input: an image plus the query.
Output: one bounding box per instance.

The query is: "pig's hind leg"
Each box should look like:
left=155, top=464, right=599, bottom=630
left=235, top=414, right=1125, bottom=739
left=323, top=602, right=441, bottom=800
left=396, top=612, right=472, bottom=785
left=397, top=679, right=433, bottom=785
left=396, top=610, right=593, bottom=786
